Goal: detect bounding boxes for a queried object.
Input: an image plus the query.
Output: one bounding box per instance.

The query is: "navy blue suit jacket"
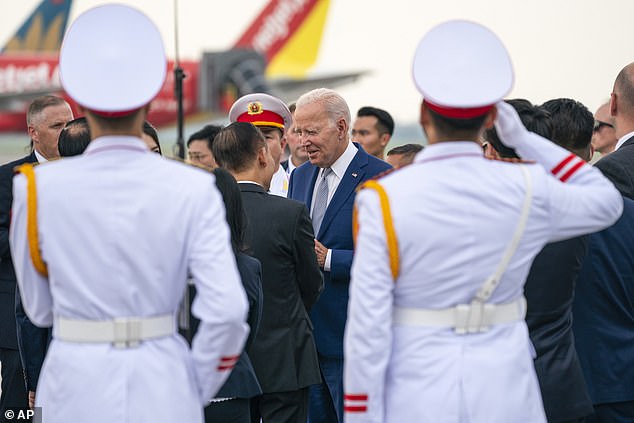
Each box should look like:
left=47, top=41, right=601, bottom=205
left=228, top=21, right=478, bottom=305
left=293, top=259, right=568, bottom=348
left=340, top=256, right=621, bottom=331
left=573, top=197, right=634, bottom=405
left=190, top=252, right=263, bottom=399
left=595, top=136, right=634, bottom=200
left=524, top=237, right=593, bottom=421
left=288, top=143, right=391, bottom=358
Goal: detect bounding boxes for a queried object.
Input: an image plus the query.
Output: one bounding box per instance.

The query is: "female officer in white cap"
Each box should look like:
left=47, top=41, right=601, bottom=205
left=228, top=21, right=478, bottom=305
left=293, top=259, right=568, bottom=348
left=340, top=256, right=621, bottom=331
left=343, top=20, right=623, bottom=422
left=9, top=5, right=248, bottom=423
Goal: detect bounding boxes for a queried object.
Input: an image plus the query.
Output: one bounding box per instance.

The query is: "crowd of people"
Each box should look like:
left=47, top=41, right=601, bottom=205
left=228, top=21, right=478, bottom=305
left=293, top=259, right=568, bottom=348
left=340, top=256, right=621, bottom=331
left=0, top=4, right=631, bottom=423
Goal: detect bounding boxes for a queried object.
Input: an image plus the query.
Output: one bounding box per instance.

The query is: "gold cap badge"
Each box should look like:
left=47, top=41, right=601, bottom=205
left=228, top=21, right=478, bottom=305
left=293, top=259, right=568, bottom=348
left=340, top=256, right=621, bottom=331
left=247, top=101, right=264, bottom=115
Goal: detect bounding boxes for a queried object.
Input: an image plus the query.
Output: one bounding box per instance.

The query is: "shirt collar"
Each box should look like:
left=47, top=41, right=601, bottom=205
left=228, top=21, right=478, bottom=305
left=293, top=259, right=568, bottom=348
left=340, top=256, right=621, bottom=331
left=34, top=149, right=47, bottom=163
left=84, top=136, right=148, bottom=155
left=615, top=130, right=634, bottom=151
left=328, top=141, right=358, bottom=179
left=415, top=141, right=482, bottom=162
left=237, top=180, right=264, bottom=188
left=287, top=159, right=297, bottom=174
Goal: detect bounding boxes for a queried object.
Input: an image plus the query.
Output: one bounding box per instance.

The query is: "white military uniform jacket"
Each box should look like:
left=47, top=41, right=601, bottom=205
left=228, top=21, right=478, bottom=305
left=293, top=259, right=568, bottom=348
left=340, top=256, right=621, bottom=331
left=9, top=136, right=249, bottom=423
left=344, top=139, right=623, bottom=423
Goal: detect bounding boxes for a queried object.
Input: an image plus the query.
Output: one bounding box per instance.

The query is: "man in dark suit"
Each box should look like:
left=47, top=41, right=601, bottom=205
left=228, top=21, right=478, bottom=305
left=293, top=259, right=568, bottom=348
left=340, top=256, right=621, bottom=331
left=0, top=95, right=72, bottom=413
left=213, top=121, right=323, bottom=423
left=484, top=98, right=595, bottom=422
left=288, top=88, right=391, bottom=423
left=573, top=198, right=634, bottom=423
left=595, top=62, right=634, bottom=199
left=572, top=63, right=634, bottom=422
left=531, top=98, right=595, bottom=422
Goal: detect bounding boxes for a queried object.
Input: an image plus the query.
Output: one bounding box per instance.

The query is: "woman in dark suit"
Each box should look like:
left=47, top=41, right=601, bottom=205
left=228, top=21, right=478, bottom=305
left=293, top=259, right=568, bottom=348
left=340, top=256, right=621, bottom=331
left=190, top=168, right=264, bottom=422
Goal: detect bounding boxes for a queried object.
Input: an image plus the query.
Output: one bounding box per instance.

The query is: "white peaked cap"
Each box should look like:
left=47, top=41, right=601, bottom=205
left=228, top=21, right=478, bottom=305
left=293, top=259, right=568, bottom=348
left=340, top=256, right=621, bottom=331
left=59, top=4, right=167, bottom=116
left=229, top=93, right=292, bottom=130
left=412, top=20, right=514, bottom=116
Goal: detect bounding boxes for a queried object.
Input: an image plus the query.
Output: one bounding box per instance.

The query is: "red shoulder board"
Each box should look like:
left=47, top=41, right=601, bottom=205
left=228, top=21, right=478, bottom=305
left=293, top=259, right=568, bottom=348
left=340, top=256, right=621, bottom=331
left=372, top=167, right=398, bottom=180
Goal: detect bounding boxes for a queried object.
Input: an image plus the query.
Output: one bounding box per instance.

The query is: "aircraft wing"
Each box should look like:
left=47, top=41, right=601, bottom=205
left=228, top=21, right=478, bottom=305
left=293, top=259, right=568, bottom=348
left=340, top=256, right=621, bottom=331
left=268, top=70, right=369, bottom=103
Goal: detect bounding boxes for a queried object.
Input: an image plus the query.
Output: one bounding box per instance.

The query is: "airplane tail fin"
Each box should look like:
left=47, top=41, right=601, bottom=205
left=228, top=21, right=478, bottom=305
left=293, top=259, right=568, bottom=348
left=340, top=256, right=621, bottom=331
left=233, top=0, right=331, bottom=78
left=2, top=0, right=73, bottom=53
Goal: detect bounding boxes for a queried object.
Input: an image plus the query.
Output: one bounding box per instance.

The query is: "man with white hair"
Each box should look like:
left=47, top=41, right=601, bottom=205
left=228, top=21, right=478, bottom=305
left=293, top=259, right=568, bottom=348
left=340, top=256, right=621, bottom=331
left=288, top=88, right=391, bottom=423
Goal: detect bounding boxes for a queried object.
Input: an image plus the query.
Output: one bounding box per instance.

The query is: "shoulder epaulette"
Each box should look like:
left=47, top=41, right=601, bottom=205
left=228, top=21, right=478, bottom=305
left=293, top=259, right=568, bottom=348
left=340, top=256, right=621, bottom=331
left=12, top=161, right=39, bottom=176
left=373, top=167, right=398, bottom=180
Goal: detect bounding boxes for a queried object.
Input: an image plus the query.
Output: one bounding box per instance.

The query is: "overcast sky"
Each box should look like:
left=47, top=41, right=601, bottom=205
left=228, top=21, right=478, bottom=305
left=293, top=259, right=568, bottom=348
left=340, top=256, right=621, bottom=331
left=2, top=0, right=634, bottom=126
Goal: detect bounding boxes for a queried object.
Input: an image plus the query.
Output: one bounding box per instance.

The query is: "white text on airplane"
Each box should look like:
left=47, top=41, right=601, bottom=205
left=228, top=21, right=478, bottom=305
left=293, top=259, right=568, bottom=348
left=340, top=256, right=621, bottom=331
left=253, top=0, right=310, bottom=55
left=0, top=63, right=61, bottom=94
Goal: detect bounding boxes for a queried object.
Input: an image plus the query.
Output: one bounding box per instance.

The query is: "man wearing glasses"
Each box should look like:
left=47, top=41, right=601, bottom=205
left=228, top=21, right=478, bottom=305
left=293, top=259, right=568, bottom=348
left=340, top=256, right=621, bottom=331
left=187, top=124, right=222, bottom=170
left=591, top=101, right=617, bottom=157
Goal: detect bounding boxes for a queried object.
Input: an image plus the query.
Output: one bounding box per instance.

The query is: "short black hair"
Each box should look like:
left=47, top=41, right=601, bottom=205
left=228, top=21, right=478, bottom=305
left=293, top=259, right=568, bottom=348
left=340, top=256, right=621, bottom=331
left=58, top=117, right=91, bottom=157
left=212, top=167, right=247, bottom=254
left=212, top=122, right=266, bottom=173
left=357, top=106, right=394, bottom=136
left=187, top=124, right=222, bottom=150
left=428, top=107, right=489, bottom=138
left=387, top=143, right=423, bottom=157
left=541, top=98, right=593, bottom=153
left=483, top=99, right=552, bottom=159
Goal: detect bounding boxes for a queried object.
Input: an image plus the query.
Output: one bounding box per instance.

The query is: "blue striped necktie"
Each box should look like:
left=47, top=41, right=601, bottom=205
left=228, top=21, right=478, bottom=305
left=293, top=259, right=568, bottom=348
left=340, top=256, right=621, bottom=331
left=312, top=167, right=332, bottom=235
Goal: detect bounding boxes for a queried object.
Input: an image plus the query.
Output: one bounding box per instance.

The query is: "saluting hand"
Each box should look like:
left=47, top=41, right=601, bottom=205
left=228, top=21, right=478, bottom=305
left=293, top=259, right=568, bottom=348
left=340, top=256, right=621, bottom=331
left=314, top=239, right=328, bottom=268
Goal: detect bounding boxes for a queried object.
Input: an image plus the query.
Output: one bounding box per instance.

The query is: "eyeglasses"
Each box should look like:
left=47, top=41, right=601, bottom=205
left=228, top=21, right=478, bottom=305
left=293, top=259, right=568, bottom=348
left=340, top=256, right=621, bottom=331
left=593, top=120, right=614, bottom=132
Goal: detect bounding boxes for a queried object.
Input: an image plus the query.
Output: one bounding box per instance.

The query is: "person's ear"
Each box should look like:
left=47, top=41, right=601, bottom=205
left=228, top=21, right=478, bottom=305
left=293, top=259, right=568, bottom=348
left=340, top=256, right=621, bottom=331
left=380, top=133, right=391, bottom=148
left=419, top=101, right=429, bottom=127
left=257, top=146, right=268, bottom=167
left=610, top=92, right=618, bottom=117
left=483, top=107, right=497, bottom=129
left=337, top=117, right=348, bottom=141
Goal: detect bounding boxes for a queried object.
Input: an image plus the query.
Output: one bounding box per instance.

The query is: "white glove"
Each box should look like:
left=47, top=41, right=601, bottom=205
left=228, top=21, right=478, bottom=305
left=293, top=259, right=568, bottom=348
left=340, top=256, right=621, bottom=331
left=493, top=100, right=529, bottom=149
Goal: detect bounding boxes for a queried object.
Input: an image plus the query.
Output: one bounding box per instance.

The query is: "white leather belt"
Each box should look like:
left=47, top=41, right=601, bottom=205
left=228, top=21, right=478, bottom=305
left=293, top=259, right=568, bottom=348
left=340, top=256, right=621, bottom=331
left=56, top=314, right=175, bottom=348
left=392, top=296, right=527, bottom=334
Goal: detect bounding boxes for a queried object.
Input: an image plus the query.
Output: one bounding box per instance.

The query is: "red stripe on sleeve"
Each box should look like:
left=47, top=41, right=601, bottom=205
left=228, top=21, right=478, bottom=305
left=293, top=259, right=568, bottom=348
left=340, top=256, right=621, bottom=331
left=344, top=394, right=368, bottom=401
left=344, top=405, right=368, bottom=413
left=551, top=154, right=575, bottom=175
left=220, top=355, right=240, bottom=362
left=217, top=364, right=236, bottom=371
left=560, top=160, right=585, bottom=182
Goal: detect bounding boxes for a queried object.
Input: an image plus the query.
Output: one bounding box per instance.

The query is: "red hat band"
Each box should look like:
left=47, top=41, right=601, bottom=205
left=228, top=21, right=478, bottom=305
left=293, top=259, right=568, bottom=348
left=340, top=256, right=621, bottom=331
left=424, top=99, right=493, bottom=119
left=86, top=106, right=144, bottom=118
left=237, top=110, right=285, bottom=129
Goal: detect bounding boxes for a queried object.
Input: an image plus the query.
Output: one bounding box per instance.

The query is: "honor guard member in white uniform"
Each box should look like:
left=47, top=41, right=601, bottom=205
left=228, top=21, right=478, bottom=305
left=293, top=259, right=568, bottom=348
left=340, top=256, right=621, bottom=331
left=229, top=93, right=292, bottom=197
left=9, top=5, right=248, bottom=423
left=343, top=20, right=623, bottom=423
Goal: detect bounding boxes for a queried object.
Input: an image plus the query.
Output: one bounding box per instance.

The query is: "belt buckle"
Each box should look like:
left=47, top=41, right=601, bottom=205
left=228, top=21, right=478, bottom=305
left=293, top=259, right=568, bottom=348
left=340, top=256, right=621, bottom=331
left=454, top=304, right=470, bottom=335
left=466, top=300, right=489, bottom=333
left=113, top=317, right=141, bottom=349
left=454, top=301, right=489, bottom=334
